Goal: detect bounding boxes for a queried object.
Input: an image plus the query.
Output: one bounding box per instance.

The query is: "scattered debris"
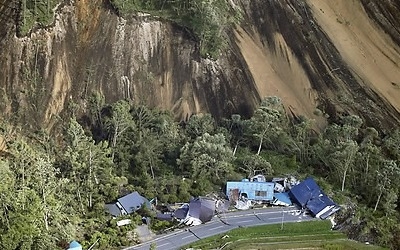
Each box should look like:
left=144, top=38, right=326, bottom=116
left=235, top=199, right=253, bottom=210
left=116, top=219, right=132, bottom=227
left=154, top=175, right=340, bottom=229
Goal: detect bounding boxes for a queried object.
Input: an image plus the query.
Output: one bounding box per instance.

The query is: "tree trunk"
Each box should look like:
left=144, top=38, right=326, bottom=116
left=88, top=149, right=93, bottom=209
left=341, top=167, right=348, bottom=192
left=257, top=137, right=263, bottom=155
left=149, top=157, right=155, bottom=179
left=374, top=189, right=383, bottom=212
left=233, top=142, right=238, bottom=156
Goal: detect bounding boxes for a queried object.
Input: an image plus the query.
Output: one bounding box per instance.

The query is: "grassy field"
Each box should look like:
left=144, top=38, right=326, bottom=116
left=183, top=220, right=386, bottom=250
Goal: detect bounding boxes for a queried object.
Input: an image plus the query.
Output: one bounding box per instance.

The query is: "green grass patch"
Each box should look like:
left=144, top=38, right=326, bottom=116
left=183, top=220, right=386, bottom=250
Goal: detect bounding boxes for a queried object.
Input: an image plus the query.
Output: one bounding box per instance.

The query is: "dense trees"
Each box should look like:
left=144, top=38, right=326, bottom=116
left=1, top=96, right=399, bottom=249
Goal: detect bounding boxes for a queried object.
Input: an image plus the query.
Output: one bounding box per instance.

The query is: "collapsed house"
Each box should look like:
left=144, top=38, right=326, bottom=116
left=289, top=177, right=340, bottom=219
left=105, top=191, right=151, bottom=217
left=226, top=175, right=275, bottom=202
left=226, top=174, right=295, bottom=208
left=156, top=197, right=217, bottom=226
left=225, top=175, right=339, bottom=219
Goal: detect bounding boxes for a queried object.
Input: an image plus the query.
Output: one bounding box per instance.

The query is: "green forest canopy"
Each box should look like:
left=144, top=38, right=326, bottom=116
left=1, top=95, right=400, bottom=249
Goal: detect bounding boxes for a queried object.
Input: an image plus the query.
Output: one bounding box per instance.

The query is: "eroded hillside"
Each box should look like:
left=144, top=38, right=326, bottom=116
left=0, top=0, right=399, bottom=132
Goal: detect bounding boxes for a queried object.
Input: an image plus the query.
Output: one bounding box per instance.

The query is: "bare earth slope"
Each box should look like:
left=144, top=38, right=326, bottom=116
left=309, top=0, right=400, bottom=116
left=235, top=0, right=400, bottom=131
left=0, top=0, right=399, bottom=132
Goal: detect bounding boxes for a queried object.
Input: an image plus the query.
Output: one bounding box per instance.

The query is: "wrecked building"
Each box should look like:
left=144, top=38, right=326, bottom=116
left=226, top=176, right=275, bottom=202
left=289, top=177, right=340, bottom=219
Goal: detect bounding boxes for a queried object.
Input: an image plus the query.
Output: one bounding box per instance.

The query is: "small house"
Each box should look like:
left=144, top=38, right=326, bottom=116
left=105, top=191, right=150, bottom=217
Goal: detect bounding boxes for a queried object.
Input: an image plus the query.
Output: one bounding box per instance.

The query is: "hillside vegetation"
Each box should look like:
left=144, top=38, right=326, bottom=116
left=1, top=96, right=400, bottom=249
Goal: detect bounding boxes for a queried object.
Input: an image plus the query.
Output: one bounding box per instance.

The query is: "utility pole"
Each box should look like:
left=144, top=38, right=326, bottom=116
left=281, top=207, right=284, bottom=230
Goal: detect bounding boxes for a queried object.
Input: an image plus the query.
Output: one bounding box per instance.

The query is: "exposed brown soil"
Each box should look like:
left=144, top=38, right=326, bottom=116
left=234, top=26, right=325, bottom=127
left=235, top=0, right=400, bottom=131
left=308, top=0, right=400, bottom=114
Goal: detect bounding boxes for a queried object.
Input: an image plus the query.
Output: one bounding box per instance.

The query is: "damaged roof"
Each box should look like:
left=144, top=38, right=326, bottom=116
left=289, top=177, right=340, bottom=219
left=188, top=197, right=216, bottom=223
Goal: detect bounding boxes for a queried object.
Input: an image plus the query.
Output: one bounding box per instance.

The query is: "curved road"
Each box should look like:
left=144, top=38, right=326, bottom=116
left=125, top=207, right=314, bottom=250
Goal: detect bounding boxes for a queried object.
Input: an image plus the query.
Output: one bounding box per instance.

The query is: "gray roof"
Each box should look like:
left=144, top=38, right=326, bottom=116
left=174, top=204, right=189, bottom=219
left=188, top=198, right=215, bottom=223
left=105, top=203, right=122, bottom=217
left=118, top=191, right=149, bottom=214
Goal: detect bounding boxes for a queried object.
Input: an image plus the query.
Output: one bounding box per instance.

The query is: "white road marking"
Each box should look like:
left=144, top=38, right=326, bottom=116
left=157, top=242, right=170, bottom=248
left=182, top=235, right=194, bottom=240
left=209, top=225, right=224, bottom=231
left=267, top=217, right=282, bottom=220
left=235, top=220, right=253, bottom=223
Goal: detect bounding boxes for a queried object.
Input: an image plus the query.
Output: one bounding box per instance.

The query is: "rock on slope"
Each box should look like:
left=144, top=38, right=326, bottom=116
left=0, top=0, right=399, bottom=132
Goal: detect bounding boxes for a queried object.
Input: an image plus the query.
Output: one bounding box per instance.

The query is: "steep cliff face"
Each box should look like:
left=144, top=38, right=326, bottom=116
left=0, top=0, right=259, bottom=130
left=234, top=0, right=400, bottom=130
left=0, top=0, right=399, bottom=132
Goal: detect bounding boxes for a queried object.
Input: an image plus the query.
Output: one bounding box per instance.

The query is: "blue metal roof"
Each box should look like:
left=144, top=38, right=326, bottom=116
left=289, top=177, right=321, bottom=207
left=307, top=193, right=336, bottom=216
left=289, top=177, right=339, bottom=218
left=188, top=198, right=215, bottom=223
left=105, top=203, right=122, bottom=217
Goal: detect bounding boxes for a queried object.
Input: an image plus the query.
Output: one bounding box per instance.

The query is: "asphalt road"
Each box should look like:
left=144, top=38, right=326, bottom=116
left=124, top=206, right=314, bottom=250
